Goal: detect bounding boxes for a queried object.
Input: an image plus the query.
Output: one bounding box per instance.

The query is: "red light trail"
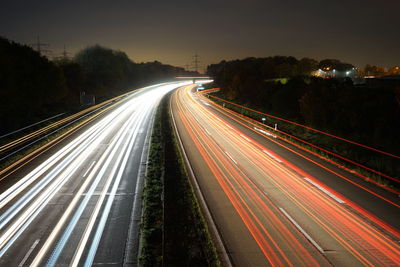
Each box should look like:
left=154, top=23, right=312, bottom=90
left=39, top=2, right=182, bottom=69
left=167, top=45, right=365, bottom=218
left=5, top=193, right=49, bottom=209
left=172, top=85, right=400, bottom=266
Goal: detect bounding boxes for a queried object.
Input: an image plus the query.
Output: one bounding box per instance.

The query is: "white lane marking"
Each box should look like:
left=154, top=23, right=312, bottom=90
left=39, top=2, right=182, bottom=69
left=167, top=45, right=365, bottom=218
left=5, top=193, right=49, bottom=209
left=254, top=127, right=277, bottom=138
left=30, top=83, right=190, bottom=266
left=262, top=150, right=283, bottom=163
left=304, top=178, right=345, bottom=204
left=205, top=129, right=212, bottom=136
left=83, top=161, right=96, bottom=178
left=240, top=134, right=251, bottom=143
left=73, top=109, right=147, bottom=267
left=225, top=151, right=238, bottom=165
left=18, top=239, right=40, bottom=267
left=279, top=207, right=324, bottom=254
left=45, top=101, right=146, bottom=266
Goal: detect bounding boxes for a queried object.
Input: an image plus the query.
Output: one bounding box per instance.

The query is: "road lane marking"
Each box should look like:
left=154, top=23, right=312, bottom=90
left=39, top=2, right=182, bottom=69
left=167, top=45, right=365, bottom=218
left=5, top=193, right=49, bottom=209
left=254, top=127, right=277, bottom=138
left=240, top=134, right=251, bottom=143
left=225, top=151, right=238, bottom=165
left=31, top=104, right=145, bottom=266
left=83, top=161, right=96, bottom=178
left=262, top=150, right=283, bottom=163
left=79, top=108, right=148, bottom=267
left=18, top=239, right=40, bottom=267
left=45, top=103, right=146, bottom=267
left=304, top=178, right=345, bottom=204
left=279, top=207, right=324, bottom=254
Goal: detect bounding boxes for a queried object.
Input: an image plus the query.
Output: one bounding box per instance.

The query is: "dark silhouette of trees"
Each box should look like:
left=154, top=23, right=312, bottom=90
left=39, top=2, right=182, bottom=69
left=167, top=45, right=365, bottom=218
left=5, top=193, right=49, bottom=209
left=0, top=38, right=195, bottom=135
left=318, top=59, right=354, bottom=71
left=207, top=57, right=400, bottom=158
left=298, top=58, right=318, bottom=75
left=55, top=59, right=85, bottom=106
left=363, top=64, right=386, bottom=77
left=75, top=45, right=137, bottom=99
left=0, top=37, right=67, bottom=133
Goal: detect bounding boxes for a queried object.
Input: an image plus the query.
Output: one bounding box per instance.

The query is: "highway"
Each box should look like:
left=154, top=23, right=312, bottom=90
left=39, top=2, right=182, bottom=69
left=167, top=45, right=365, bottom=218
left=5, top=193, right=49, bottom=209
left=171, top=84, right=400, bottom=266
left=0, top=81, right=190, bottom=266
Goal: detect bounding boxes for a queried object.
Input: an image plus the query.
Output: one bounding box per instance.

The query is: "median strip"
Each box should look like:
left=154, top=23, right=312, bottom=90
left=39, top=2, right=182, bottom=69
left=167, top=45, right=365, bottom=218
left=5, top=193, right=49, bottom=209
left=139, top=92, right=220, bottom=266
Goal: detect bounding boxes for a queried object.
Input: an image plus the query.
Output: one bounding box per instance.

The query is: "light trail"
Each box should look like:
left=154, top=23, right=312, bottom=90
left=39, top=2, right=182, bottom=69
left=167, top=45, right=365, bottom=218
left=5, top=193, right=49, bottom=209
left=206, top=93, right=400, bottom=159
left=0, top=81, right=191, bottom=266
left=0, top=113, right=64, bottom=139
left=172, top=85, right=400, bottom=266
left=205, top=93, right=399, bottom=189
left=202, top=92, right=400, bottom=199
left=0, top=83, right=164, bottom=181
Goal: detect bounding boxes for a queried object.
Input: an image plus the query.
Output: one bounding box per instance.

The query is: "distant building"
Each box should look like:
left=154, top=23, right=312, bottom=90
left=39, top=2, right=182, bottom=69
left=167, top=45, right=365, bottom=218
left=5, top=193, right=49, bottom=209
left=80, top=91, right=95, bottom=106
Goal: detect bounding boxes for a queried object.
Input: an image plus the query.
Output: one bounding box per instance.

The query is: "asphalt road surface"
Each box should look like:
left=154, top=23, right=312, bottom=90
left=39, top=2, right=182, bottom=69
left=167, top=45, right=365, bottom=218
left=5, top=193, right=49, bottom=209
left=171, top=84, right=400, bottom=266
left=0, top=81, right=190, bottom=267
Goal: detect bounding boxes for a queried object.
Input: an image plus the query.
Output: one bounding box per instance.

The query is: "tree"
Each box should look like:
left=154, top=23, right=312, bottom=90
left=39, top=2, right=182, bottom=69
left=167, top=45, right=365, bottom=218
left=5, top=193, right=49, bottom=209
left=364, top=64, right=386, bottom=77
left=75, top=45, right=137, bottom=98
left=55, top=59, right=85, bottom=105
left=298, top=58, right=318, bottom=75
left=0, top=36, right=67, bottom=133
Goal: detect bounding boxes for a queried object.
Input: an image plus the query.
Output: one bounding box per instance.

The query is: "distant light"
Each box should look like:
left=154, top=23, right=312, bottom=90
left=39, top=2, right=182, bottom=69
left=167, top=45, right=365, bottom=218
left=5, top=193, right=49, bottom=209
left=261, top=118, right=266, bottom=121
left=195, top=79, right=213, bottom=84
left=346, top=71, right=350, bottom=75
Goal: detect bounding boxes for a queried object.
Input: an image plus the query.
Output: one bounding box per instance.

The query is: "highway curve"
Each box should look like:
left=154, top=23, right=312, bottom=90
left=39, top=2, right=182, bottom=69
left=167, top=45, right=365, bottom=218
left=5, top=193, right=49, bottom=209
left=0, top=81, right=190, bottom=266
left=171, top=84, right=400, bottom=266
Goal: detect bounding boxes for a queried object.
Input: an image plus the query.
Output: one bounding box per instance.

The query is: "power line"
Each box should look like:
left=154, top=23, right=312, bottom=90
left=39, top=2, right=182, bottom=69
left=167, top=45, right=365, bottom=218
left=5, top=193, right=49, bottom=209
left=61, top=45, right=70, bottom=59
left=30, top=35, right=51, bottom=56
left=52, top=45, right=71, bottom=61
left=192, top=53, right=200, bottom=73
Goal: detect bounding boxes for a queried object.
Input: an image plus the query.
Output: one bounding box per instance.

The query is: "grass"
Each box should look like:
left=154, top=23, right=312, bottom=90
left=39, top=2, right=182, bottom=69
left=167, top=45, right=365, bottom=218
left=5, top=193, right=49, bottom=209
left=265, top=78, right=289, bottom=84
left=139, top=92, right=220, bottom=267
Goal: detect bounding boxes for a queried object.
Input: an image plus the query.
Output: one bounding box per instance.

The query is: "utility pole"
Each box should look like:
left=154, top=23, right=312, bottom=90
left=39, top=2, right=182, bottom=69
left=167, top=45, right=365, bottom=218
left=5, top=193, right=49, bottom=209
left=31, top=35, right=51, bottom=56
left=192, top=53, right=200, bottom=73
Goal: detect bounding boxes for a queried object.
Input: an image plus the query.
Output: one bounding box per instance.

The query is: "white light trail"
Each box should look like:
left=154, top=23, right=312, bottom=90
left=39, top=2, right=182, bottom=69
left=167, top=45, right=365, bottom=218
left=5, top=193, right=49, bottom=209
left=0, top=81, right=191, bottom=265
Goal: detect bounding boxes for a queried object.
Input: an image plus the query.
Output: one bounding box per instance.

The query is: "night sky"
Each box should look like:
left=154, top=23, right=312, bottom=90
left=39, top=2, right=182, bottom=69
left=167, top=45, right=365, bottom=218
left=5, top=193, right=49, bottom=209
left=1, top=0, right=399, bottom=70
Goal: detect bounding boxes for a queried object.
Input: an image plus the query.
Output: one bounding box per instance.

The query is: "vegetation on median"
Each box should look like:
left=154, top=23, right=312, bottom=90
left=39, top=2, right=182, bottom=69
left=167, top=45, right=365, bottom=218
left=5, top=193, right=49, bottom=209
left=140, top=92, right=220, bottom=266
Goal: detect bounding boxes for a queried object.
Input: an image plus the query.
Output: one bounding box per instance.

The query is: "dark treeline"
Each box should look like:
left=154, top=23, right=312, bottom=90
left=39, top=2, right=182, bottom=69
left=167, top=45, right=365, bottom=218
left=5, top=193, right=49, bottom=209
left=207, top=57, right=400, bottom=178
left=0, top=37, right=196, bottom=135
